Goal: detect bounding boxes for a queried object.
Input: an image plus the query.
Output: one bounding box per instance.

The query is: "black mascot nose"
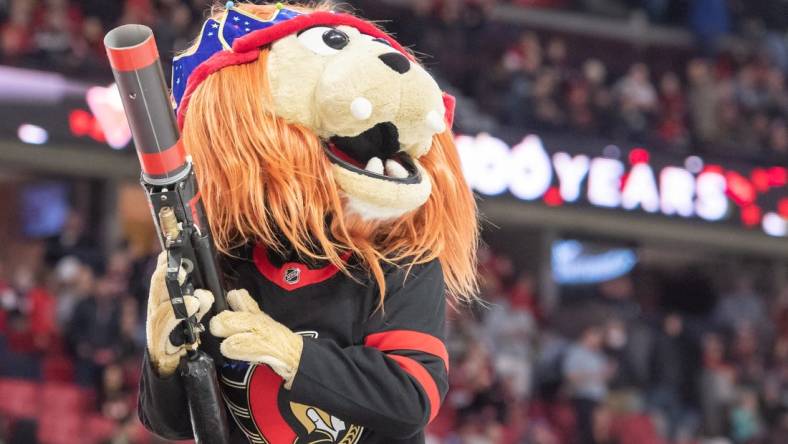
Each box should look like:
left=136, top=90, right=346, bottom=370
left=378, top=52, right=410, bottom=74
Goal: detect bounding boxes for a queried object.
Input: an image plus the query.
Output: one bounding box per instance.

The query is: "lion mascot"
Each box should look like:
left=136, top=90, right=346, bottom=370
left=139, top=2, right=478, bottom=443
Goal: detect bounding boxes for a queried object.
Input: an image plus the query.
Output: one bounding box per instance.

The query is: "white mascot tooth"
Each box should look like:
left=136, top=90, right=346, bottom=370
left=350, top=97, right=373, bottom=121
left=385, top=159, right=409, bottom=179
left=426, top=110, right=446, bottom=133
left=365, top=157, right=384, bottom=175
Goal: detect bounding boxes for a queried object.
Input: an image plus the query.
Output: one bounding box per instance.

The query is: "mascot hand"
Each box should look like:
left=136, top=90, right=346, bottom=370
left=210, top=289, right=303, bottom=389
left=146, top=252, right=214, bottom=377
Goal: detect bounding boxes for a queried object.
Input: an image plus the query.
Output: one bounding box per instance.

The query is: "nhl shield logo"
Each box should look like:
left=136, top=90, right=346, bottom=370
left=284, top=267, right=301, bottom=285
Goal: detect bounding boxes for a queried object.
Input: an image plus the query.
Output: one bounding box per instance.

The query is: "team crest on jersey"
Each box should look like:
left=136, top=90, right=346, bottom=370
left=284, top=267, right=301, bottom=285
left=220, top=331, right=363, bottom=444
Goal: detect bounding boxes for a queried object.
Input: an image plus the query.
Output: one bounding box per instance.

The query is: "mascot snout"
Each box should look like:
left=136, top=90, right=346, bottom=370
left=268, top=25, right=448, bottom=220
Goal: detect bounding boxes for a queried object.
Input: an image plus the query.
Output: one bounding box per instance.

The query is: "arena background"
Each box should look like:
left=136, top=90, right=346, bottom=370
left=2, top=0, right=788, bottom=443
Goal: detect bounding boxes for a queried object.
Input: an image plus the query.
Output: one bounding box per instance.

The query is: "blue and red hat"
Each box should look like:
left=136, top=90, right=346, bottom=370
left=172, top=2, right=415, bottom=128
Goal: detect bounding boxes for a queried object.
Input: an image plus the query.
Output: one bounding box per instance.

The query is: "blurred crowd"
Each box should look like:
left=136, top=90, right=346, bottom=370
left=494, top=36, right=788, bottom=163
left=0, top=0, right=206, bottom=77
left=1, top=0, right=788, bottom=163
left=0, top=212, right=159, bottom=443
left=430, top=246, right=788, bottom=444
left=3, top=209, right=788, bottom=444
left=363, top=0, right=788, bottom=164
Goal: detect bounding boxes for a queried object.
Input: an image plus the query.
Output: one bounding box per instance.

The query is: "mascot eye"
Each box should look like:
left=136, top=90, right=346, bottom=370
left=324, top=29, right=350, bottom=49
left=297, top=27, right=349, bottom=55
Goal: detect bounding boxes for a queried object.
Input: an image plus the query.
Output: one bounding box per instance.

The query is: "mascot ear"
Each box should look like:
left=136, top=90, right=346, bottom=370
left=442, top=93, right=456, bottom=130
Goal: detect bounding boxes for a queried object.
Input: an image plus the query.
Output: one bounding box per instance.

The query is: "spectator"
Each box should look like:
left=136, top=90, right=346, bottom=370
left=44, top=210, right=99, bottom=268
left=687, top=58, right=718, bottom=145
left=100, top=363, right=132, bottom=422
left=617, top=63, right=659, bottom=112
left=649, top=313, right=697, bottom=439
left=2, top=263, right=56, bottom=379
left=583, top=58, right=615, bottom=135
left=32, top=0, right=77, bottom=68
left=483, top=273, right=538, bottom=401
left=66, top=275, right=122, bottom=387
left=699, top=332, right=737, bottom=437
left=713, top=275, right=768, bottom=334
left=563, top=324, right=613, bottom=444
left=52, top=256, right=91, bottom=328
left=656, top=71, right=688, bottom=149
left=768, top=119, right=788, bottom=161
left=1, top=0, right=34, bottom=59
left=729, top=388, right=763, bottom=443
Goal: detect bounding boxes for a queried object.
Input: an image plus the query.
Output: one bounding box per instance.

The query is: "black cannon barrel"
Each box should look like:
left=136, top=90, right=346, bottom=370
left=105, top=25, right=188, bottom=184
left=104, top=25, right=230, bottom=444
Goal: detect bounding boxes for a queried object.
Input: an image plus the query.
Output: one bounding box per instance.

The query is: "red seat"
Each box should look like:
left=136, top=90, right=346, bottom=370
left=40, top=382, right=89, bottom=414
left=37, top=411, right=83, bottom=444
left=0, top=378, right=39, bottom=419
left=85, top=414, right=118, bottom=444
left=41, top=355, right=75, bottom=383
left=610, top=414, right=664, bottom=444
left=426, top=402, right=456, bottom=438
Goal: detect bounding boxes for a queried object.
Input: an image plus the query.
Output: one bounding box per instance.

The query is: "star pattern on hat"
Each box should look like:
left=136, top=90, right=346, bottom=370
left=171, top=6, right=302, bottom=113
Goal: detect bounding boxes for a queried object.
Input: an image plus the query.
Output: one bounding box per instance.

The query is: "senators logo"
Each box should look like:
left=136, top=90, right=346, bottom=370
left=220, top=332, right=363, bottom=444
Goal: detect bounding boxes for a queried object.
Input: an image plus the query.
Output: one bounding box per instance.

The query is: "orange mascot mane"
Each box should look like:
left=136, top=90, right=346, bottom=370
left=181, top=3, right=478, bottom=304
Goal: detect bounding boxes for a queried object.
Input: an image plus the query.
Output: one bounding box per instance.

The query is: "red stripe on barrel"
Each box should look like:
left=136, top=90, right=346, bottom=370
left=106, top=35, right=159, bottom=72
left=138, top=140, right=187, bottom=176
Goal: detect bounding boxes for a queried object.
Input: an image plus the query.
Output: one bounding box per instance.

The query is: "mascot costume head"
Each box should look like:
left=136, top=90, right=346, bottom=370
left=173, top=1, right=478, bottom=302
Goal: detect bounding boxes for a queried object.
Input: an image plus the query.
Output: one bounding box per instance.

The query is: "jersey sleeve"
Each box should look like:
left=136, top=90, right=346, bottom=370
left=137, top=351, right=194, bottom=440
left=288, top=259, right=449, bottom=439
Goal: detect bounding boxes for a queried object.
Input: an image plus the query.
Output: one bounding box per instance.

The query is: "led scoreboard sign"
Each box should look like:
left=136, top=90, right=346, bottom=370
left=2, top=65, right=788, bottom=238
left=457, top=133, right=788, bottom=238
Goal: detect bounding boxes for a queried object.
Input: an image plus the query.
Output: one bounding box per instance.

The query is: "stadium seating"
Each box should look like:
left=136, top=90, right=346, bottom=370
left=0, top=378, right=38, bottom=419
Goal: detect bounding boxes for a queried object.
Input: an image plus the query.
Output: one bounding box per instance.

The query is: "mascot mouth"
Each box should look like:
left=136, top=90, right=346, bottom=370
left=324, top=122, right=421, bottom=184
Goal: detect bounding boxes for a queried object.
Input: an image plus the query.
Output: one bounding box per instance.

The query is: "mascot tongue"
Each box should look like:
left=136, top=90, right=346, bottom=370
left=328, top=144, right=364, bottom=169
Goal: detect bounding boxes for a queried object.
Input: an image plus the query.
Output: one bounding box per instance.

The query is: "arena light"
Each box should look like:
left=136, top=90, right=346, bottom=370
left=86, top=83, right=132, bottom=149
left=684, top=155, right=704, bottom=174
left=762, top=213, right=787, bottom=237
left=17, top=124, right=48, bottom=145
left=552, top=240, right=638, bottom=285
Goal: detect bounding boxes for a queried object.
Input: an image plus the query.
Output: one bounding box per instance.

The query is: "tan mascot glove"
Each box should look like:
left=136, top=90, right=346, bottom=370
left=146, top=252, right=214, bottom=377
left=210, top=289, right=303, bottom=389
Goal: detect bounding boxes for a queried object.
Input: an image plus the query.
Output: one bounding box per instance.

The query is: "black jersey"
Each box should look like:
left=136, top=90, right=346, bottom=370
left=138, top=244, right=449, bottom=443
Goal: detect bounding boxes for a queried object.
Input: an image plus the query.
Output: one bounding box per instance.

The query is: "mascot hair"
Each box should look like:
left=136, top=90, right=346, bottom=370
left=180, top=2, right=479, bottom=304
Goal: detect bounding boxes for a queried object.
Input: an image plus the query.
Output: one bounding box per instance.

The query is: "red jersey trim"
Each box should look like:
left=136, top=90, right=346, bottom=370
left=364, top=330, right=449, bottom=371
left=386, top=354, right=442, bottom=423
left=252, top=244, right=346, bottom=291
